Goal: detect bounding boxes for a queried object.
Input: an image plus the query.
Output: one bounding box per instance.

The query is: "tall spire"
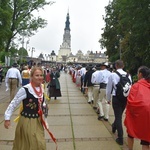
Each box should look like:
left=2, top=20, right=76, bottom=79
left=64, top=12, right=70, bottom=31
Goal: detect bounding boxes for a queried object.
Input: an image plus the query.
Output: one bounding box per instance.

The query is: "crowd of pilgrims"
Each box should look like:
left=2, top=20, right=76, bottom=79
left=2, top=61, right=150, bottom=149
left=20, top=63, right=64, bottom=99
left=68, top=62, right=150, bottom=150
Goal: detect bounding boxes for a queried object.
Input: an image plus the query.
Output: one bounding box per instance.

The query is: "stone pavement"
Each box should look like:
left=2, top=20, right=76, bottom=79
left=0, top=72, right=141, bottom=150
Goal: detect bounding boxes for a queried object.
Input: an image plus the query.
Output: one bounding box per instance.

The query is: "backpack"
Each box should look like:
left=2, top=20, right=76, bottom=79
left=115, top=71, right=131, bottom=100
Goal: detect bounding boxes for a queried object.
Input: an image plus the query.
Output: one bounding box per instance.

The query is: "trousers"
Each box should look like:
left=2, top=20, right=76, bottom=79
left=97, top=88, right=110, bottom=119
left=112, top=96, right=127, bottom=139
left=9, top=78, right=18, bottom=101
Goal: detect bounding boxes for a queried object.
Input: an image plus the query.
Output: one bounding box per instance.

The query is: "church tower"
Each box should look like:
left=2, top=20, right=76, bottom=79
left=57, top=12, right=71, bottom=62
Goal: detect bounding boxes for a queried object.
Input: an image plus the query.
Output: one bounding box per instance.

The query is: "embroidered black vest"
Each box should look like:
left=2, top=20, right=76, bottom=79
left=21, top=87, right=44, bottom=118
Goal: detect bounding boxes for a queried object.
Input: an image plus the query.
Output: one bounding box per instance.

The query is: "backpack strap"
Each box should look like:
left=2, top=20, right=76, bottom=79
left=116, top=71, right=129, bottom=79
left=113, top=71, right=122, bottom=93
left=115, top=71, right=122, bottom=78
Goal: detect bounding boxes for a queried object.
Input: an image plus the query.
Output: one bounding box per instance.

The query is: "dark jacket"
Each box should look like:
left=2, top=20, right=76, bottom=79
left=50, top=71, right=61, bottom=89
left=84, top=69, right=95, bottom=87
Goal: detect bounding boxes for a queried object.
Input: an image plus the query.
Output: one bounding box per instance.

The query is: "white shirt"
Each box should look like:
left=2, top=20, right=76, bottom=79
left=91, top=70, right=101, bottom=84
left=5, top=67, right=22, bottom=87
left=4, top=84, right=44, bottom=120
left=80, top=67, right=86, bottom=76
left=97, top=69, right=112, bottom=84
left=106, top=69, right=132, bottom=101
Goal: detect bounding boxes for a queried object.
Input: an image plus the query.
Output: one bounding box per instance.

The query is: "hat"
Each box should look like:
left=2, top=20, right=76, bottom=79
left=92, top=67, right=96, bottom=71
left=95, top=64, right=101, bottom=70
left=12, top=63, right=18, bottom=67
left=101, top=62, right=109, bottom=67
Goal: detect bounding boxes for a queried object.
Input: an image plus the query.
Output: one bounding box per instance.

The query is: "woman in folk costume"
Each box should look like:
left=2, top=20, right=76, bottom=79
left=4, top=66, right=56, bottom=150
left=76, top=65, right=82, bottom=87
left=124, top=66, right=150, bottom=150
left=45, top=69, right=51, bottom=83
left=21, top=65, right=30, bottom=86
left=48, top=66, right=61, bottom=100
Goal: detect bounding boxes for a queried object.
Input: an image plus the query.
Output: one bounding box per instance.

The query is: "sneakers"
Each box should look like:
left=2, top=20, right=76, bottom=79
left=93, top=106, right=97, bottom=110
left=98, top=116, right=104, bottom=120
left=98, top=116, right=108, bottom=121
left=88, top=100, right=94, bottom=104
left=103, top=118, right=108, bottom=121
left=116, top=138, right=123, bottom=145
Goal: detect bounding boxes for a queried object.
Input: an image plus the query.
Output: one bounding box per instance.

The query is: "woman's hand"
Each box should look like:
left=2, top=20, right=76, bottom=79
left=4, top=120, right=11, bottom=129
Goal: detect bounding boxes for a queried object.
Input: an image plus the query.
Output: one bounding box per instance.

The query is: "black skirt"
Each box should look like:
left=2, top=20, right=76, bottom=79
left=48, top=86, right=61, bottom=98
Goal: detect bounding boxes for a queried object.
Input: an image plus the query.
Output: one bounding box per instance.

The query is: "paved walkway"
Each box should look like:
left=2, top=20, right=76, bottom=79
left=0, top=72, right=141, bottom=150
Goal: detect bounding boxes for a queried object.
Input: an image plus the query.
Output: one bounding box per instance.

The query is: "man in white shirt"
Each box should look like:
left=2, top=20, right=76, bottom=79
left=106, top=60, right=132, bottom=145
left=91, top=64, right=101, bottom=109
left=80, top=64, right=86, bottom=93
left=5, top=63, right=22, bottom=101
left=97, top=62, right=112, bottom=121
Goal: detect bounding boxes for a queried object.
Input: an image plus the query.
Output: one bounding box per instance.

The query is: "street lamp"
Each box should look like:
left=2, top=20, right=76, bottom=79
left=119, top=39, right=122, bottom=60
left=31, top=47, right=35, bottom=58
left=117, top=35, right=122, bottom=60
left=26, top=39, right=30, bottom=50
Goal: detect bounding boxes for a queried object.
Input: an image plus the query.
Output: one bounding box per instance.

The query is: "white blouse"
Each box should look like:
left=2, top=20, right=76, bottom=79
left=4, top=83, right=44, bottom=120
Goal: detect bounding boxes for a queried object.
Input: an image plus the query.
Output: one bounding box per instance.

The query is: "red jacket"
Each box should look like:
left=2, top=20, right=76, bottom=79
left=124, top=79, right=150, bottom=142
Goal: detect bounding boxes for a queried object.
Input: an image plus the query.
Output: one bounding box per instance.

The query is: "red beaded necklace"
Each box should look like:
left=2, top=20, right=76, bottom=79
left=30, top=82, right=42, bottom=97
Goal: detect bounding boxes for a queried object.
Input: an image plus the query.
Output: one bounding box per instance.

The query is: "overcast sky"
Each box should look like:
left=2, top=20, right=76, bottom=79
left=28, top=0, right=110, bottom=57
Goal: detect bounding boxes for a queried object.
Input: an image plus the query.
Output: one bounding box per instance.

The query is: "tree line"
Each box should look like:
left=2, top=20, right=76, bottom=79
left=99, top=0, right=150, bottom=75
left=0, top=0, right=149, bottom=76
left=0, top=0, right=54, bottom=64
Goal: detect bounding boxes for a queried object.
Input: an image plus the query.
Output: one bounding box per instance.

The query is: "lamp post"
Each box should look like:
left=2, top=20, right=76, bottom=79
left=119, top=44, right=121, bottom=60
left=21, top=38, right=24, bottom=63
left=26, top=39, right=30, bottom=50
left=117, top=35, right=122, bottom=60
left=119, top=38, right=122, bottom=60
left=31, top=47, right=35, bottom=58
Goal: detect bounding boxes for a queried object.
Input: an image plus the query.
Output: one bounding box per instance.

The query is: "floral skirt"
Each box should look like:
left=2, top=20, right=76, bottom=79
left=13, top=116, right=46, bottom=150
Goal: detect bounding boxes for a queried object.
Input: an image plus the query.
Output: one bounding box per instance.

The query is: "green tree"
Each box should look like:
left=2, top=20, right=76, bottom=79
left=100, top=0, right=150, bottom=75
left=0, top=0, right=55, bottom=53
left=0, top=50, right=6, bottom=63
left=99, top=0, right=121, bottom=62
left=0, top=0, right=12, bottom=51
left=120, top=0, right=150, bottom=73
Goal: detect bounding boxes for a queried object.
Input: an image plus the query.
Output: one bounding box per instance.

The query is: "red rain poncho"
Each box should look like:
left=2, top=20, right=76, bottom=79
left=124, top=79, right=150, bottom=142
